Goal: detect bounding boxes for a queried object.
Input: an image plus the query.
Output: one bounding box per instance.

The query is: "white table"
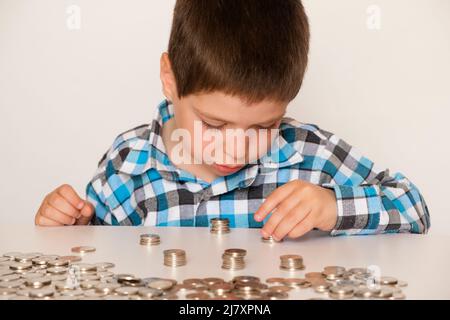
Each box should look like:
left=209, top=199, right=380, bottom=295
left=1, top=226, right=448, bottom=299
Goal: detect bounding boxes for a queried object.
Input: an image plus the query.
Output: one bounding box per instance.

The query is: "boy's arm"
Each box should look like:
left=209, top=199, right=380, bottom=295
left=319, top=131, right=430, bottom=236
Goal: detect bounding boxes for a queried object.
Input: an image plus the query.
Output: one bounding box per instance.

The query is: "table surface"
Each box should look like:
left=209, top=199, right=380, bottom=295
left=0, top=225, right=448, bottom=300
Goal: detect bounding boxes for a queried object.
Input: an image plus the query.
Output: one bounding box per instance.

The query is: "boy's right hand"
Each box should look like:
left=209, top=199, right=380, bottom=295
left=35, top=184, right=95, bottom=226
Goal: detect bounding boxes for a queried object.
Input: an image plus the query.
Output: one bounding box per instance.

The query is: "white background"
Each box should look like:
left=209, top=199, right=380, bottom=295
left=0, top=0, right=449, bottom=234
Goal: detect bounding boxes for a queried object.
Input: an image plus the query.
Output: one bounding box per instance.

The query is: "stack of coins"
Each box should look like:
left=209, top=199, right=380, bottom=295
left=221, top=249, right=246, bottom=270
left=261, top=235, right=283, bottom=243
left=210, top=218, right=230, bottom=234
left=322, top=266, right=346, bottom=280
left=163, top=249, right=186, bottom=267
left=279, top=254, right=305, bottom=271
left=71, top=246, right=96, bottom=254
left=139, top=234, right=161, bottom=246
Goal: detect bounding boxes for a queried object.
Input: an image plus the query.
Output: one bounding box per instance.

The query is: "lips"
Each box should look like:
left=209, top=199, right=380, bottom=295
left=213, top=163, right=245, bottom=174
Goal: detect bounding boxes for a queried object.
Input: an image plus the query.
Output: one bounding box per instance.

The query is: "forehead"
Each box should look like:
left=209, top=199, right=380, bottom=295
left=189, top=92, right=288, bottom=124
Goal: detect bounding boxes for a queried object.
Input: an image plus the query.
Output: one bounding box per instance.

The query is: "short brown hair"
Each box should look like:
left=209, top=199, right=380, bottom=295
left=168, top=0, right=310, bottom=104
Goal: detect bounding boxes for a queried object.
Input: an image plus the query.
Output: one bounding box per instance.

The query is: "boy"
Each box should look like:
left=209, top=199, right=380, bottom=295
left=34, top=0, right=430, bottom=240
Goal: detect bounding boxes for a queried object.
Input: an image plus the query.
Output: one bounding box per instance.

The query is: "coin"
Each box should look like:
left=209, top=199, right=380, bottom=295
left=24, top=276, right=52, bottom=288
left=138, top=287, right=163, bottom=299
left=80, top=280, right=101, bottom=290
left=209, top=283, right=234, bottom=295
left=266, top=277, right=286, bottom=284
left=29, top=287, right=55, bottom=298
left=15, top=253, right=41, bottom=263
left=377, top=287, right=394, bottom=299
left=268, top=285, right=292, bottom=293
left=312, top=280, right=331, bottom=293
left=261, top=235, right=283, bottom=243
left=95, top=283, right=121, bottom=294
left=71, top=263, right=97, bottom=273
left=0, top=274, right=21, bottom=282
left=354, top=287, right=381, bottom=298
left=279, top=255, right=305, bottom=271
left=93, top=262, right=115, bottom=270
left=377, top=276, right=398, bottom=286
left=59, top=255, right=82, bottom=263
left=389, top=291, right=406, bottom=300
left=397, top=280, right=408, bottom=287
left=163, top=249, right=187, bottom=267
left=329, top=285, right=354, bottom=299
left=140, top=234, right=161, bottom=246
left=117, top=274, right=142, bottom=286
left=210, top=218, right=231, bottom=234
left=115, top=286, right=139, bottom=296
left=203, top=277, right=224, bottom=286
left=262, top=291, right=288, bottom=300
left=148, top=279, right=174, bottom=290
left=48, top=259, right=70, bottom=267
left=71, top=246, right=96, bottom=254
left=47, top=267, right=68, bottom=275
left=185, top=292, right=211, bottom=300
left=283, top=278, right=310, bottom=288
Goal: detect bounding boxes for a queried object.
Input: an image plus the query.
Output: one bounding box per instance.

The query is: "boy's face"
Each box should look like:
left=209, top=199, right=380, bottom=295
left=160, top=53, right=288, bottom=177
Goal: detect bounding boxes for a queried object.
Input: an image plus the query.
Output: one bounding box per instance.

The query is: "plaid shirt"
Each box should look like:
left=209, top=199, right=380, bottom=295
left=86, top=99, right=430, bottom=235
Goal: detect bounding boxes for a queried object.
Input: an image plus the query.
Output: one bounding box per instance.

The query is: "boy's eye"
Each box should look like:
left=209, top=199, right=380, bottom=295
left=202, top=121, right=225, bottom=129
left=258, top=122, right=279, bottom=129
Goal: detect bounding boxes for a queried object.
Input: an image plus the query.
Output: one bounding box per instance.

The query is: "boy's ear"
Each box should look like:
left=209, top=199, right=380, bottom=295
left=160, top=52, right=177, bottom=102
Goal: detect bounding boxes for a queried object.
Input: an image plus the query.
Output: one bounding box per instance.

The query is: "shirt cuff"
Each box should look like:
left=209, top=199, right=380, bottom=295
left=321, top=183, right=382, bottom=236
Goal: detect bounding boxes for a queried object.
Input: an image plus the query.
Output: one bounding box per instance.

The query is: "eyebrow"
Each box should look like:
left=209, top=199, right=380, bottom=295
left=194, top=106, right=286, bottom=125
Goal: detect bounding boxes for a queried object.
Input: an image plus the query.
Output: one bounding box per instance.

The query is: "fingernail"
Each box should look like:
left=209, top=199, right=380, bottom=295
left=77, top=202, right=84, bottom=210
left=261, top=230, right=269, bottom=238
left=77, top=214, right=81, bottom=219
left=71, top=218, right=76, bottom=225
left=254, top=215, right=261, bottom=221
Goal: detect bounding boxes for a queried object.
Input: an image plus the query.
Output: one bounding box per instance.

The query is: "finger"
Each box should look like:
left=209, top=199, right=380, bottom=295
left=254, top=182, right=298, bottom=222
left=287, top=214, right=315, bottom=239
left=47, top=193, right=80, bottom=218
left=36, top=215, right=64, bottom=227
left=40, top=204, right=76, bottom=225
left=272, top=204, right=312, bottom=241
left=75, top=215, right=92, bottom=225
left=75, top=201, right=95, bottom=225
left=79, top=201, right=95, bottom=218
left=35, top=194, right=50, bottom=223
left=260, top=192, right=303, bottom=237
left=57, top=184, right=85, bottom=210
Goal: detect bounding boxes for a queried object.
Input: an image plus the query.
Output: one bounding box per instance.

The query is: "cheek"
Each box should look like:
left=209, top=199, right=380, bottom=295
left=252, top=134, right=273, bottom=161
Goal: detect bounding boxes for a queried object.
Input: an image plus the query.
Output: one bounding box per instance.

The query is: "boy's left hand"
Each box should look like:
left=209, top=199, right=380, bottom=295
left=254, top=180, right=338, bottom=240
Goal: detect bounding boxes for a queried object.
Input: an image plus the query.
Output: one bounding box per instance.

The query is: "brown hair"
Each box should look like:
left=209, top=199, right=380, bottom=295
left=168, top=0, right=310, bottom=104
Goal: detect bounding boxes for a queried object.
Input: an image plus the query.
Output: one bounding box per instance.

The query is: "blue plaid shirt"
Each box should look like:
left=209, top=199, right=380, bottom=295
left=86, top=99, right=430, bottom=235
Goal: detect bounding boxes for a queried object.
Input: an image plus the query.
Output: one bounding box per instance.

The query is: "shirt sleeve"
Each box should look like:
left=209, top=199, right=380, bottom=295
left=317, top=131, right=430, bottom=236
left=85, top=181, right=112, bottom=225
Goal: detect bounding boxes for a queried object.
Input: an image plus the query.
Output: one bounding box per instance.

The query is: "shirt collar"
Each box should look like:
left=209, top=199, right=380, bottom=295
left=120, top=99, right=304, bottom=190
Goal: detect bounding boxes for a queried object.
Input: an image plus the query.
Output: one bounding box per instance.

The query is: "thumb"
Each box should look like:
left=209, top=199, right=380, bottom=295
left=75, top=201, right=95, bottom=225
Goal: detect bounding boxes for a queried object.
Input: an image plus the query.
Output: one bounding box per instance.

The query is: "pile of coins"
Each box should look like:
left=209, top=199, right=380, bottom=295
left=139, top=234, right=161, bottom=246
left=279, top=254, right=305, bottom=271
left=163, top=249, right=187, bottom=267
left=210, top=218, right=231, bottom=234
left=305, top=266, right=408, bottom=300
left=0, top=250, right=408, bottom=300
left=221, top=248, right=246, bottom=270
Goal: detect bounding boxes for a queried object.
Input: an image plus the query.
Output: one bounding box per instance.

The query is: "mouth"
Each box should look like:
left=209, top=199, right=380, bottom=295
left=212, top=163, right=245, bottom=174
